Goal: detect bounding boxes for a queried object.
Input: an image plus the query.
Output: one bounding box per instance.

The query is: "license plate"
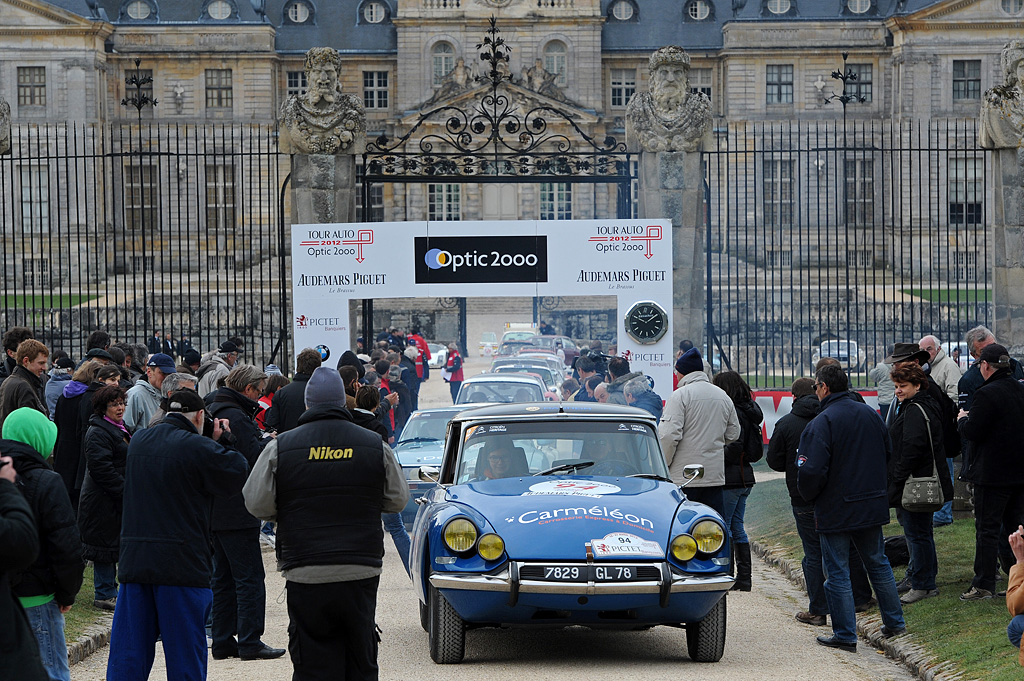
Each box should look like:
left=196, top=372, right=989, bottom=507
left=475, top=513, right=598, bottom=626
left=540, top=565, right=586, bottom=581
left=522, top=564, right=650, bottom=582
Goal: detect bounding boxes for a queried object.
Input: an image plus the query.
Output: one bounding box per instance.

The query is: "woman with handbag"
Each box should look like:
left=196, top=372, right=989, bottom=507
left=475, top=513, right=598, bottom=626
left=887, top=364, right=953, bottom=605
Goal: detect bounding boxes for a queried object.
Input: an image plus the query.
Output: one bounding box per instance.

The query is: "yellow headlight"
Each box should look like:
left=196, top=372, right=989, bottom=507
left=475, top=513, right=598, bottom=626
left=477, top=533, right=505, bottom=561
left=692, top=520, right=726, bottom=554
left=443, top=518, right=478, bottom=553
left=671, top=534, right=698, bottom=562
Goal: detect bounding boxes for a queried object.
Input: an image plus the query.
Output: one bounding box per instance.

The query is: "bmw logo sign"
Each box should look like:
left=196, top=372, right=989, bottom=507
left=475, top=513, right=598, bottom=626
left=316, top=344, right=331, bottom=362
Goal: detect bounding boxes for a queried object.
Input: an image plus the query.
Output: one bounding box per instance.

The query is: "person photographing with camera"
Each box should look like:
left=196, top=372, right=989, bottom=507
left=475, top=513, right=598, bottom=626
left=106, top=389, right=250, bottom=681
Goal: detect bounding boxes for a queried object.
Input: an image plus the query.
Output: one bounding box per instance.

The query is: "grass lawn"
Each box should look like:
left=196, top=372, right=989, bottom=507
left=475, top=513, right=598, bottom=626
left=63, top=564, right=110, bottom=644
left=746, top=474, right=1021, bottom=681
left=2, top=294, right=99, bottom=309
left=901, top=288, right=992, bottom=303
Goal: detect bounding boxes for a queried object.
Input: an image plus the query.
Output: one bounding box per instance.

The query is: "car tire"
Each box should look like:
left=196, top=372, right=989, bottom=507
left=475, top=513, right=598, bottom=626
left=428, top=582, right=465, bottom=664
left=419, top=598, right=429, bottom=632
left=686, top=595, right=726, bottom=663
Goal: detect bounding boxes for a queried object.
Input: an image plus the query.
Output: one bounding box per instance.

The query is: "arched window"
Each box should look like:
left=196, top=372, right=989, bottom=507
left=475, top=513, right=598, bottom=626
left=846, top=0, right=869, bottom=13
left=362, top=1, right=386, bottom=23
left=687, top=0, right=710, bottom=20
left=543, top=41, right=567, bottom=88
left=432, top=42, right=456, bottom=86
left=286, top=1, right=311, bottom=22
left=126, top=0, right=152, bottom=19
left=767, top=0, right=790, bottom=13
left=611, top=0, right=633, bottom=20
left=206, top=0, right=233, bottom=19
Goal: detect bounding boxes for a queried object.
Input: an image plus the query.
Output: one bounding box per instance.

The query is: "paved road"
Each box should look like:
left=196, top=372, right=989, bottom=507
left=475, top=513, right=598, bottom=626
left=71, top=355, right=913, bottom=680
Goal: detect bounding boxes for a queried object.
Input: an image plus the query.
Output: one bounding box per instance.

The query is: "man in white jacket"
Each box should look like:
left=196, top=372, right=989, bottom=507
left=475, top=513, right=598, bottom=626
left=658, top=348, right=740, bottom=515
left=918, top=335, right=962, bottom=401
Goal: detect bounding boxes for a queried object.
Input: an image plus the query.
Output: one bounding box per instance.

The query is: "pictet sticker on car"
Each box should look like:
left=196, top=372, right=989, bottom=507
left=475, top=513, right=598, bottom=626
left=591, top=532, right=663, bottom=558
left=523, top=480, right=621, bottom=498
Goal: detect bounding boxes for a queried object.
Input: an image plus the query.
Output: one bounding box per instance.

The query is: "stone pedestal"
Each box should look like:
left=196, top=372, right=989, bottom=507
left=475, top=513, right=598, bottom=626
left=991, top=147, right=1024, bottom=355
left=638, top=150, right=705, bottom=347
left=289, top=153, right=357, bottom=225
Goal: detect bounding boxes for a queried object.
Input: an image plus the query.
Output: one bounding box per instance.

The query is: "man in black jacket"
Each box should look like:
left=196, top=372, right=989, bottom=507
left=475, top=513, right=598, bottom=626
left=958, top=344, right=1024, bottom=601
left=0, top=339, right=49, bottom=429
left=0, top=452, right=49, bottom=681
left=207, top=366, right=284, bottom=661
left=0, top=326, right=33, bottom=383
left=4, top=407, right=83, bottom=681
left=106, top=389, right=249, bottom=681
left=243, top=367, right=409, bottom=681
left=265, top=347, right=321, bottom=434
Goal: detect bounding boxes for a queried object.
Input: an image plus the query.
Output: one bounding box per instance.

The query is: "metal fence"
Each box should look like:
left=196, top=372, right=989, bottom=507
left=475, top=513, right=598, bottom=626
left=0, top=122, right=290, bottom=365
left=704, top=119, right=991, bottom=388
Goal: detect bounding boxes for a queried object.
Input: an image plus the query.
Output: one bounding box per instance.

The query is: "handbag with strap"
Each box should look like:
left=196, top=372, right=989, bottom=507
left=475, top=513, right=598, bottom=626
left=900, top=402, right=945, bottom=513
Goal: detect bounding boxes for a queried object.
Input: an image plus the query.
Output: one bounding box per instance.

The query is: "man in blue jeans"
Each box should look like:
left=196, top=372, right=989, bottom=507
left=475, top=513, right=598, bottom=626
left=798, top=365, right=906, bottom=651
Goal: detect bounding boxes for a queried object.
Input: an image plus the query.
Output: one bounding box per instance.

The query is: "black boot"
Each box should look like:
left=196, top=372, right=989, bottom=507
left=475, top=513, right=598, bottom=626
left=732, top=543, right=752, bottom=591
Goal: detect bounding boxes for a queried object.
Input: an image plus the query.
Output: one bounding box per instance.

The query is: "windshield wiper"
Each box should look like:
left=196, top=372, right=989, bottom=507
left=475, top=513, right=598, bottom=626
left=396, top=437, right=439, bottom=444
left=535, top=460, right=595, bottom=476
left=627, top=473, right=674, bottom=483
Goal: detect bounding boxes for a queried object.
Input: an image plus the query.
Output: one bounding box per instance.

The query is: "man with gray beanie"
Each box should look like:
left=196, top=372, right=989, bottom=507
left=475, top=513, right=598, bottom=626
left=243, top=366, right=409, bottom=680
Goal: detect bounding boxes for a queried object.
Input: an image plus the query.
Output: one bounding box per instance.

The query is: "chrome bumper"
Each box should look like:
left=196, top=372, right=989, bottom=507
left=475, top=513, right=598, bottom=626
left=428, top=562, right=734, bottom=596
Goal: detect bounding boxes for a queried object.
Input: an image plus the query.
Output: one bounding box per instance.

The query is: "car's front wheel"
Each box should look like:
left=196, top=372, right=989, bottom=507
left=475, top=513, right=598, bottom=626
left=428, top=582, right=466, bottom=664
left=686, top=595, right=726, bottom=662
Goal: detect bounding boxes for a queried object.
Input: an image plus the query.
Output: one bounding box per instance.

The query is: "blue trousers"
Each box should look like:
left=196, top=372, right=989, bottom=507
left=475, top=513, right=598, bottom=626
left=382, top=512, right=411, bottom=575
left=211, top=528, right=266, bottom=656
left=448, top=381, right=462, bottom=404
left=932, top=458, right=955, bottom=525
left=106, top=583, right=212, bottom=681
left=25, top=600, right=70, bottom=681
left=1009, top=614, right=1024, bottom=648
left=94, top=562, right=118, bottom=601
left=721, top=487, right=751, bottom=544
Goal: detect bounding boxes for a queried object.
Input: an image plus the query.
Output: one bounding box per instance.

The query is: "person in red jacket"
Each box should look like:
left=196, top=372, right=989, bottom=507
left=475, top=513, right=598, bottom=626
left=445, top=343, right=464, bottom=404
left=407, top=329, right=431, bottom=381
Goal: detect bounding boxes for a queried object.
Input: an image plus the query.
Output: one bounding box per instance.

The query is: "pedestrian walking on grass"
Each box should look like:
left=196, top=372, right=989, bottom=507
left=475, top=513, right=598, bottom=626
left=797, top=365, right=906, bottom=651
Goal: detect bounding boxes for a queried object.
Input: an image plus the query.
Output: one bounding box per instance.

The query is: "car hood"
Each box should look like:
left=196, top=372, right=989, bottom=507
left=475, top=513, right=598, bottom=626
left=445, top=476, right=686, bottom=560
left=393, top=440, right=445, bottom=468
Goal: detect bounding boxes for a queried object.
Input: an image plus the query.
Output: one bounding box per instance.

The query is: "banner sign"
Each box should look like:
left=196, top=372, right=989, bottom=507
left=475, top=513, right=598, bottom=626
left=753, top=390, right=881, bottom=444
left=292, top=220, right=674, bottom=394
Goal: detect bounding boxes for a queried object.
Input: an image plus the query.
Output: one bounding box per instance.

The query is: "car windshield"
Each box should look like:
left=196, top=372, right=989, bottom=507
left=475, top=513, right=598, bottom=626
left=457, top=380, right=544, bottom=404
left=494, top=365, right=555, bottom=385
left=481, top=332, right=497, bottom=343
left=398, top=410, right=454, bottom=443
left=822, top=340, right=856, bottom=356
left=454, top=420, right=667, bottom=482
left=502, top=331, right=535, bottom=342
left=528, top=336, right=555, bottom=349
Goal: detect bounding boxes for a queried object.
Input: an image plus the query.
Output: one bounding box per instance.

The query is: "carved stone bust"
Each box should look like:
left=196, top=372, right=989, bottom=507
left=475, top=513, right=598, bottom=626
left=0, top=97, right=10, bottom=156
left=980, top=41, right=1024, bottom=150
left=280, top=47, right=365, bottom=155
left=626, top=46, right=712, bottom=153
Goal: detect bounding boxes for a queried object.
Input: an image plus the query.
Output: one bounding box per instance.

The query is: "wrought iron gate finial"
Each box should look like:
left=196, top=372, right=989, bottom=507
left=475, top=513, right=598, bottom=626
left=824, top=52, right=865, bottom=109
left=477, top=16, right=511, bottom=92
left=121, top=58, right=157, bottom=116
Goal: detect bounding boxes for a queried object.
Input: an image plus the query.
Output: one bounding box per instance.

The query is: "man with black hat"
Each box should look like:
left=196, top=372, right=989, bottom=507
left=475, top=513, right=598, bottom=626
left=957, top=343, right=1024, bottom=601
left=198, top=341, right=241, bottom=397
left=125, top=353, right=176, bottom=433
left=658, top=347, right=739, bottom=515
left=85, top=348, right=114, bottom=366
left=106, top=389, right=249, bottom=681
left=243, top=366, right=409, bottom=681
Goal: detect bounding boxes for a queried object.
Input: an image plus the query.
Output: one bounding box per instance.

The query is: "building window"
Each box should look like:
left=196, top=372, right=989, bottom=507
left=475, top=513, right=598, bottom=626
left=286, top=71, right=307, bottom=98
left=610, top=68, right=636, bottom=108
left=690, top=67, right=713, bottom=102
left=953, top=60, right=981, bottom=101
left=846, top=250, right=873, bottom=268
left=687, top=0, right=710, bottom=20
left=766, top=64, right=793, bottom=104
left=19, top=165, right=49, bottom=232
left=953, top=251, right=978, bottom=281
left=130, top=255, right=156, bottom=273
left=611, top=0, right=633, bottom=20
left=125, top=163, right=159, bottom=231
left=427, top=184, right=460, bottom=221
left=205, top=163, right=236, bottom=230
left=363, top=1, right=386, bottom=23
left=767, top=0, right=790, bottom=13
left=1003, top=0, right=1023, bottom=14
left=846, top=64, right=872, bottom=102
left=847, top=0, right=870, bottom=13
left=207, top=255, right=236, bottom=271
left=22, top=258, right=50, bottom=289
left=763, top=159, right=794, bottom=227
left=765, top=250, right=793, bottom=268
left=363, top=71, right=389, bottom=109
left=126, top=0, right=152, bottom=19
left=543, top=41, right=568, bottom=88
left=845, top=159, right=874, bottom=225
left=949, top=158, right=983, bottom=225
left=432, top=42, right=455, bottom=86
left=17, top=67, right=46, bottom=107
left=205, top=69, right=233, bottom=108
left=539, top=183, right=572, bottom=220
left=206, top=0, right=232, bottom=19
left=286, top=1, right=310, bottom=22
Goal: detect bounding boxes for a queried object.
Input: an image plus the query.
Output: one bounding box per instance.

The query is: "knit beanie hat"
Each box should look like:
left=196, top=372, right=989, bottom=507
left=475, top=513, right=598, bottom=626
left=304, top=366, right=346, bottom=408
left=2, top=407, right=58, bottom=460
left=675, top=348, right=704, bottom=376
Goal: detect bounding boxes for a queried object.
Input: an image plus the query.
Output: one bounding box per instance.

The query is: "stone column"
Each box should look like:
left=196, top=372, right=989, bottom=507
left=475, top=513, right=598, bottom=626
left=0, top=96, right=10, bottom=156
left=627, top=46, right=712, bottom=348
left=289, top=154, right=357, bottom=225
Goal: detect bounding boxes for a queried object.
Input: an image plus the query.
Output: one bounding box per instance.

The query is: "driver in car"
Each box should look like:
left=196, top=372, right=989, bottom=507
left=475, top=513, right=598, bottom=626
left=473, top=439, right=521, bottom=481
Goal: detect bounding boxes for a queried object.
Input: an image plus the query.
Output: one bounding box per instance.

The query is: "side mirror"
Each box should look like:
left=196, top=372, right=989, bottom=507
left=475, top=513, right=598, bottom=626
left=679, top=464, right=704, bottom=488
left=418, top=465, right=440, bottom=483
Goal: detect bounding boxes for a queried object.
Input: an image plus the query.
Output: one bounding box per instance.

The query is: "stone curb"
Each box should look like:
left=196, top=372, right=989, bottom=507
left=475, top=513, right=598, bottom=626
left=751, top=541, right=970, bottom=681
left=67, top=613, right=113, bottom=666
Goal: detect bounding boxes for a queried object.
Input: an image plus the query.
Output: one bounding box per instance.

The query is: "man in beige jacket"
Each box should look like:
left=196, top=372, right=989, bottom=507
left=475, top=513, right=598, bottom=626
left=918, top=335, right=962, bottom=401
left=658, top=348, right=740, bottom=516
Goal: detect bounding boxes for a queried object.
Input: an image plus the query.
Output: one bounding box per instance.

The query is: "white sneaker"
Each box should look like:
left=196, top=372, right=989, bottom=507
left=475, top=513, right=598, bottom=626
left=259, top=532, right=276, bottom=549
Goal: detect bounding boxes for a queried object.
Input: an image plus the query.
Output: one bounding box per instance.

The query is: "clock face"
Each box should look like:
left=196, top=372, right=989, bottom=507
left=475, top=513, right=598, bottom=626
left=625, top=301, right=668, bottom=345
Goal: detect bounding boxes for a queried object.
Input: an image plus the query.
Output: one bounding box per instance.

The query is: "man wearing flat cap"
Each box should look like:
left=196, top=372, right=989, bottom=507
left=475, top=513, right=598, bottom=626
left=125, top=353, right=176, bottom=433
left=106, top=389, right=249, bottom=680
left=957, top=343, right=1024, bottom=601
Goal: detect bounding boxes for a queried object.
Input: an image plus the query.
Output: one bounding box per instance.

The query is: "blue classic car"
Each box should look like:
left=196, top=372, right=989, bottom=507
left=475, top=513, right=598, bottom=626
left=393, top=406, right=465, bottom=528
left=409, top=402, right=733, bottom=664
